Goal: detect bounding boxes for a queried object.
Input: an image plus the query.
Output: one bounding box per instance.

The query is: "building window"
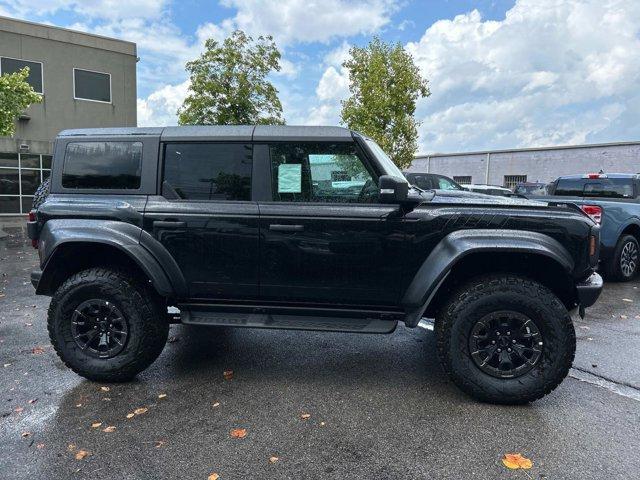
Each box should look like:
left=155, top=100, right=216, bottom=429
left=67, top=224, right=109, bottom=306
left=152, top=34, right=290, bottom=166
left=73, top=68, right=111, bottom=103
left=0, top=57, right=44, bottom=94
left=504, top=175, right=527, bottom=190
left=0, top=152, right=51, bottom=215
left=453, top=176, right=472, bottom=184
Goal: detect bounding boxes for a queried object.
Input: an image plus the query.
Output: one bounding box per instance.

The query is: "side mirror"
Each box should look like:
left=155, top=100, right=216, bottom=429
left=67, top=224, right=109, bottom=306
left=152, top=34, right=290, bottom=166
left=379, top=175, right=409, bottom=204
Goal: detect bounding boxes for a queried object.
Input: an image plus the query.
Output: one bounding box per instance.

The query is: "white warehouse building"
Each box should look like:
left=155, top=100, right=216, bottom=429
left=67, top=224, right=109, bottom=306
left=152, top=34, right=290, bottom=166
left=407, top=141, right=640, bottom=190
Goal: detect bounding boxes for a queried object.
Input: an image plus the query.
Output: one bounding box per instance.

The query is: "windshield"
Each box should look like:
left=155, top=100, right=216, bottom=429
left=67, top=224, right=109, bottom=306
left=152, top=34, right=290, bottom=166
left=363, top=138, right=405, bottom=179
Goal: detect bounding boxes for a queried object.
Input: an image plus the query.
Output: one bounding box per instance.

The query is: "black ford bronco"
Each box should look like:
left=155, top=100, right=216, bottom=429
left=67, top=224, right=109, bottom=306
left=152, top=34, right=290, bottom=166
left=27, top=126, right=603, bottom=404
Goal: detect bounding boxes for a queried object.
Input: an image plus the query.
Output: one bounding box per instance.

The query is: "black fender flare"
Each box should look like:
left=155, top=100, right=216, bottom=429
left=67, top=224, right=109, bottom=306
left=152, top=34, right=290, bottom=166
left=401, top=229, right=575, bottom=327
left=36, top=219, right=188, bottom=298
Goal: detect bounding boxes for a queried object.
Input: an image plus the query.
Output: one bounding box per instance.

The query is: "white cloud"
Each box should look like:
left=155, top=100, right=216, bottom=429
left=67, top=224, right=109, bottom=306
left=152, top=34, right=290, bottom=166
left=1, top=0, right=169, bottom=20
left=216, top=0, right=398, bottom=45
left=137, top=80, right=190, bottom=127
left=406, top=0, right=640, bottom=153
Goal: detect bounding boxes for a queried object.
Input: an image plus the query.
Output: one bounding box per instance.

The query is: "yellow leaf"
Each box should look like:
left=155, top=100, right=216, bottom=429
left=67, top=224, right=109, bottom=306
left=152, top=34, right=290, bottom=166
left=208, top=474, right=220, bottom=480
left=75, top=450, right=90, bottom=460
left=230, top=428, right=247, bottom=439
left=300, top=413, right=311, bottom=420
left=126, top=413, right=135, bottom=419
left=502, top=453, right=533, bottom=470
left=269, top=456, right=279, bottom=464
left=134, top=407, right=148, bottom=415
left=158, top=394, right=167, bottom=399
left=100, top=386, right=110, bottom=392
left=223, top=370, right=234, bottom=380
left=91, top=422, right=102, bottom=428
left=21, top=431, right=31, bottom=437
left=102, top=426, right=116, bottom=433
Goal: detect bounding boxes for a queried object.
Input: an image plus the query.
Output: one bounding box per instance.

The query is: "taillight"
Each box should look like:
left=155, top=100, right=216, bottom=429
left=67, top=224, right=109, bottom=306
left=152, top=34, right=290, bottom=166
left=28, top=210, right=38, bottom=249
left=581, top=204, right=602, bottom=224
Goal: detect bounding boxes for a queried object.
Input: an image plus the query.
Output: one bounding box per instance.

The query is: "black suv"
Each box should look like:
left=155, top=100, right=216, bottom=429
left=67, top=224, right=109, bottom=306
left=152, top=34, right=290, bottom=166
left=28, top=126, right=603, bottom=404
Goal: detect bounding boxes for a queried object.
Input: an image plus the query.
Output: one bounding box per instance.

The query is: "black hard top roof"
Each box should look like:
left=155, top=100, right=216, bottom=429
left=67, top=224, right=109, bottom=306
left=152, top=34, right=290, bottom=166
left=58, top=125, right=355, bottom=142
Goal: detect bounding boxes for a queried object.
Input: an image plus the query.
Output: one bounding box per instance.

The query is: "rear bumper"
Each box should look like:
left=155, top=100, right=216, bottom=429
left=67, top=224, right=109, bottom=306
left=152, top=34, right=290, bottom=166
left=31, top=270, right=42, bottom=290
left=576, top=272, right=603, bottom=308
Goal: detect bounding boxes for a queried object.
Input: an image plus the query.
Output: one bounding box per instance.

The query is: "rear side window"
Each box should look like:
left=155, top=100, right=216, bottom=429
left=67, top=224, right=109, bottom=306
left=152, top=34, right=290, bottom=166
left=62, top=142, right=142, bottom=189
left=163, top=143, right=252, bottom=201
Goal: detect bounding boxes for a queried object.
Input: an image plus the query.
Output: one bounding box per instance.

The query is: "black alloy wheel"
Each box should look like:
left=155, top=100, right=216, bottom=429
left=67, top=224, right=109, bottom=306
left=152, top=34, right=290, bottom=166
left=469, top=311, right=543, bottom=378
left=71, top=299, right=129, bottom=359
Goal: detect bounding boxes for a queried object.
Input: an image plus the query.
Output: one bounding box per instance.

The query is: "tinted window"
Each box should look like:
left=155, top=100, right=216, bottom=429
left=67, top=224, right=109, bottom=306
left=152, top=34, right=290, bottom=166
left=62, top=142, right=142, bottom=189
left=74, top=69, right=111, bottom=102
left=1, top=58, right=43, bottom=93
left=554, top=178, right=587, bottom=196
left=270, top=143, right=375, bottom=203
left=163, top=143, right=252, bottom=201
left=583, top=178, right=635, bottom=198
left=406, top=174, right=432, bottom=190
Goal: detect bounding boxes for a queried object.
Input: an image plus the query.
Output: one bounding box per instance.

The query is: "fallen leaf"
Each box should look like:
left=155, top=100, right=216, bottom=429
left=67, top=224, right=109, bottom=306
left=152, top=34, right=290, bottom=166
left=158, top=394, right=167, bottom=399
left=3, top=363, right=11, bottom=367
left=300, top=413, right=311, bottom=420
left=14, top=406, right=23, bottom=413
left=154, top=440, right=166, bottom=448
left=28, top=399, right=37, bottom=404
left=230, top=428, right=247, bottom=439
left=622, top=298, right=633, bottom=302
left=319, top=422, right=326, bottom=427
left=502, top=453, right=533, bottom=470
left=31, top=346, right=45, bottom=354
left=223, top=370, right=233, bottom=380
left=75, top=450, right=90, bottom=460
left=21, top=431, right=31, bottom=437
left=621, top=315, right=628, bottom=319
left=67, top=444, right=76, bottom=452
left=134, top=407, right=148, bottom=415
left=75, top=403, right=83, bottom=408
left=91, top=422, right=102, bottom=429
left=100, top=386, right=110, bottom=392
left=36, top=443, right=45, bottom=449
left=25, top=323, right=32, bottom=326
left=102, top=426, right=116, bottom=433
left=207, top=474, right=220, bottom=480
left=212, top=402, right=220, bottom=408
left=269, top=456, right=279, bottom=464
left=126, top=413, right=135, bottom=419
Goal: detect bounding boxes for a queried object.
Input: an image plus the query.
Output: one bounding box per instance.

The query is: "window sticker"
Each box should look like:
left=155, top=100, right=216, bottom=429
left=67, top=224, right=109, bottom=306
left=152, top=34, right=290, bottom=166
left=278, top=164, right=302, bottom=193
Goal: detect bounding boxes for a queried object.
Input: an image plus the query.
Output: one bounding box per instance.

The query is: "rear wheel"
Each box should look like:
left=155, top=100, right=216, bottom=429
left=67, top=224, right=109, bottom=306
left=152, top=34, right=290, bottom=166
left=607, top=234, right=639, bottom=282
left=48, top=267, right=169, bottom=382
left=435, top=274, right=575, bottom=404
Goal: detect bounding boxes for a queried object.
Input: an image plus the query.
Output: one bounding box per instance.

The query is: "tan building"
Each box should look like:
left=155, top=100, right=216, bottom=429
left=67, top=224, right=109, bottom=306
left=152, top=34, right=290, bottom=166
left=0, top=16, right=137, bottom=215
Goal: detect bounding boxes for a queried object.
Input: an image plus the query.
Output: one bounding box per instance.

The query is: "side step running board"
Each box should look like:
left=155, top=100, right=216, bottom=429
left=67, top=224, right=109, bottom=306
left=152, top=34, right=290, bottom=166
left=180, top=310, right=397, bottom=334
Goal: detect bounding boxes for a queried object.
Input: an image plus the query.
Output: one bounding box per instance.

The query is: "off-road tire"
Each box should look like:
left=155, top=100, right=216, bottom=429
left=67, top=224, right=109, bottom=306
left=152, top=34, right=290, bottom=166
left=606, top=234, right=639, bottom=282
left=48, top=267, right=169, bottom=382
left=435, top=275, right=575, bottom=404
left=32, top=177, right=50, bottom=210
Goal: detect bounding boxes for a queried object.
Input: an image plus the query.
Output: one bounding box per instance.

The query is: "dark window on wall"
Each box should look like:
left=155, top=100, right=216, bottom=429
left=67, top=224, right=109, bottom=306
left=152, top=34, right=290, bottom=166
left=162, top=143, right=252, bottom=201
left=453, top=176, right=472, bottom=184
left=74, top=69, right=111, bottom=102
left=504, top=175, right=527, bottom=190
left=62, top=142, right=142, bottom=189
left=0, top=57, right=43, bottom=93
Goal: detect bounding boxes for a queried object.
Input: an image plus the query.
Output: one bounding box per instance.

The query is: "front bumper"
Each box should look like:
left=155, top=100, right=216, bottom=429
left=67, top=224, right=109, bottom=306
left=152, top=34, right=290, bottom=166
left=576, top=272, right=603, bottom=308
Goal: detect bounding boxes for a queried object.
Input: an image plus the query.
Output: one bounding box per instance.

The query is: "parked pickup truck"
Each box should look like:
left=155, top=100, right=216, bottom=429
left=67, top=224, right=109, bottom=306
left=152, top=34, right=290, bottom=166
left=27, top=126, right=602, bottom=404
left=524, top=173, right=640, bottom=281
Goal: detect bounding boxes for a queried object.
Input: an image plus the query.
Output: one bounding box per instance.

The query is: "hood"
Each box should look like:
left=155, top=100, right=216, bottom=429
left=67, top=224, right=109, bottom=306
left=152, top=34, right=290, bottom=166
left=428, top=189, right=547, bottom=207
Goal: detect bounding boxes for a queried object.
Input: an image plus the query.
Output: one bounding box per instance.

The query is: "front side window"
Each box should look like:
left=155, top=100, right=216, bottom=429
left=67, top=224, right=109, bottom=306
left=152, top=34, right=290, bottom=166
left=74, top=69, right=111, bottom=102
left=163, top=143, right=252, bottom=201
left=436, top=176, right=462, bottom=190
left=1, top=57, right=43, bottom=93
left=62, top=142, right=142, bottom=189
left=270, top=142, right=376, bottom=203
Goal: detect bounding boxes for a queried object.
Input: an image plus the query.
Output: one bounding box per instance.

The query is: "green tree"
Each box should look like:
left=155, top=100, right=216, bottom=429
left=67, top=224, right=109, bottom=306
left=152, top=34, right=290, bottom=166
left=178, top=30, right=285, bottom=125
left=341, top=37, right=430, bottom=169
left=0, top=67, right=42, bottom=137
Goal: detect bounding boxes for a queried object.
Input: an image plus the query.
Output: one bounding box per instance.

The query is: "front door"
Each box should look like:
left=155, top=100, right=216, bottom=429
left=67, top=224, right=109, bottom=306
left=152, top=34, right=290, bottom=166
left=143, top=142, right=259, bottom=300
left=257, top=141, right=411, bottom=307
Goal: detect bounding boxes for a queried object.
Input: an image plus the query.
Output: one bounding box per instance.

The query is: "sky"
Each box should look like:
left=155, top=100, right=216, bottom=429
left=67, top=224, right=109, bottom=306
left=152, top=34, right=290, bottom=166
left=1, top=0, right=639, bottom=154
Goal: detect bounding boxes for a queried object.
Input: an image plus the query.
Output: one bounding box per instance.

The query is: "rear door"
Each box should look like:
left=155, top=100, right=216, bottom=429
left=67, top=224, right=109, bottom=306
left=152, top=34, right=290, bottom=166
left=143, top=141, right=259, bottom=300
left=255, top=140, right=411, bottom=307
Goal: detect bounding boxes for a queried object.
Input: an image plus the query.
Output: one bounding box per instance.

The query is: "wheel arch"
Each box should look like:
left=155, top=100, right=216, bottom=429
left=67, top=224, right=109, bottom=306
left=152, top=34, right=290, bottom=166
left=401, top=229, right=576, bottom=327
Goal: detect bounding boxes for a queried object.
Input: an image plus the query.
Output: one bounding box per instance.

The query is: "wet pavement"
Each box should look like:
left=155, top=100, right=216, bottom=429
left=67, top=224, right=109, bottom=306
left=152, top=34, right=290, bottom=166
left=1, top=218, right=639, bottom=479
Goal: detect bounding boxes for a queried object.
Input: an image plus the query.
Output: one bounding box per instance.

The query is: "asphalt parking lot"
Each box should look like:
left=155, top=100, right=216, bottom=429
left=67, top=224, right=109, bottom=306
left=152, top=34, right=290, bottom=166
left=1, top=218, right=639, bottom=480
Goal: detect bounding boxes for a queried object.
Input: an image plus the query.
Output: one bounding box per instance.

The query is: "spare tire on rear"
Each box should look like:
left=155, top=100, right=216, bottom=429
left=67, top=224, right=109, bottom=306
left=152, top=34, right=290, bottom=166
left=32, top=177, right=50, bottom=210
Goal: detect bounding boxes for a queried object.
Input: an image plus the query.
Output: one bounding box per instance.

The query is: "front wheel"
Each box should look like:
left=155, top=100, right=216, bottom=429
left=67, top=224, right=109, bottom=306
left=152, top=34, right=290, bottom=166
left=48, top=268, right=169, bottom=382
left=435, top=275, right=575, bottom=404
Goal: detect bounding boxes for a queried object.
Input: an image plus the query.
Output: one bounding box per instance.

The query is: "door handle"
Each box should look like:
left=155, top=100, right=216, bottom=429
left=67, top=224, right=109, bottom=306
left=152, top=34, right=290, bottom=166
left=153, top=220, right=186, bottom=229
left=269, top=224, right=304, bottom=232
